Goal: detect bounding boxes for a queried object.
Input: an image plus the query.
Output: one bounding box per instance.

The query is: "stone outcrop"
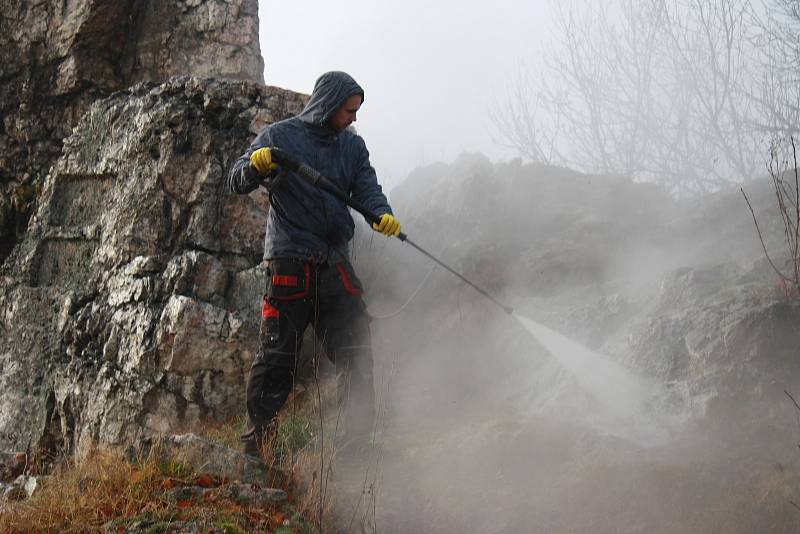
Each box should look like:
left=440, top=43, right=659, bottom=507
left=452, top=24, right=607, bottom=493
left=621, top=262, right=800, bottom=419
left=0, top=77, right=306, bottom=457
left=348, top=155, right=800, bottom=532
left=364, top=153, right=800, bottom=422
left=0, top=0, right=264, bottom=261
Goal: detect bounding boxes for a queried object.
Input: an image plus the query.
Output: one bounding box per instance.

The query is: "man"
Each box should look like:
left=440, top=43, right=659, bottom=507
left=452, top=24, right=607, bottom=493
left=228, top=71, right=401, bottom=458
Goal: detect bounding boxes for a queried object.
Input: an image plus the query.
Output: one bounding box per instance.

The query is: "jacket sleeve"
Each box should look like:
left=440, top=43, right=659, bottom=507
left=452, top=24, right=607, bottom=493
left=228, top=128, right=272, bottom=194
left=349, top=136, right=392, bottom=222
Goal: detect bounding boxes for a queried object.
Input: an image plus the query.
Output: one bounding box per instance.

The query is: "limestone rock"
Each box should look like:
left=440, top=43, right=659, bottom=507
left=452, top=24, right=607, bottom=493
left=165, top=484, right=207, bottom=503
left=0, top=77, right=306, bottom=457
left=0, top=452, right=29, bottom=482
left=0, top=0, right=264, bottom=261
left=164, top=480, right=287, bottom=506
left=624, top=263, right=800, bottom=418
left=1, top=475, right=37, bottom=502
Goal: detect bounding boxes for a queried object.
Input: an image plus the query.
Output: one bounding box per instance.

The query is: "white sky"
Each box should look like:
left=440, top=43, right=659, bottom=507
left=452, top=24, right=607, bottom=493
left=258, top=0, right=553, bottom=190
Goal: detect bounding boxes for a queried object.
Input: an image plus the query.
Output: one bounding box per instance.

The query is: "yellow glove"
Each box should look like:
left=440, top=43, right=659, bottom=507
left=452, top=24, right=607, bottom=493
left=372, top=213, right=401, bottom=237
left=250, top=147, right=279, bottom=174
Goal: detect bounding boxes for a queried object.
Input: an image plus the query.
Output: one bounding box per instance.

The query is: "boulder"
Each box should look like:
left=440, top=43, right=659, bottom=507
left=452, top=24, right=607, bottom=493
left=1, top=475, right=37, bottom=502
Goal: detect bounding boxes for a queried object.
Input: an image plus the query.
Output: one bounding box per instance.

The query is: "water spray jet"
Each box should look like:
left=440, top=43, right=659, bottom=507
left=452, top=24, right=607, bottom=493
left=268, top=149, right=678, bottom=444
left=270, top=147, right=515, bottom=314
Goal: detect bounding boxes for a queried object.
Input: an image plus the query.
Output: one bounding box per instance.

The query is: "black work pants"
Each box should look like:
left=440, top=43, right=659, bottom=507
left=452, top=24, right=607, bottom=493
left=245, top=257, right=374, bottom=439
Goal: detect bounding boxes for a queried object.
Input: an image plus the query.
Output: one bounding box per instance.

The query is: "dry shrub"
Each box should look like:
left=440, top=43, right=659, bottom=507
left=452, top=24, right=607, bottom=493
left=743, top=136, right=800, bottom=298
left=0, top=438, right=299, bottom=534
left=269, top=377, right=341, bottom=530
left=0, top=447, right=165, bottom=533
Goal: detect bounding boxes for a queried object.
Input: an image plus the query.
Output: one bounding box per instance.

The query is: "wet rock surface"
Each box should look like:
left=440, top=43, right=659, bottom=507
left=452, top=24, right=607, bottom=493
left=0, top=77, right=306, bottom=458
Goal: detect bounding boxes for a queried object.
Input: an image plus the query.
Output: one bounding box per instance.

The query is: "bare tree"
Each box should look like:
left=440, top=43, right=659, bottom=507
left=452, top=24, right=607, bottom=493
left=659, top=0, right=763, bottom=190
left=743, top=136, right=800, bottom=296
left=755, top=0, right=800, bottom=136
left=493, top=0, right=799, bottom=195
left=492, top=1, right=668, bottom=179
left=490, top=64, right=563, bottom=164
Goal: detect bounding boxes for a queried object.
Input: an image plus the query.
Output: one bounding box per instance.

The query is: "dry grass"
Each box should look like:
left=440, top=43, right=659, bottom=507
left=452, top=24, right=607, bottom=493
left=0, top=442, right=303, bottom=534
left=0, top=370, right=357, bottom=533
left=190, top=415, right=250, bottom=452
left=269, top=379, right=342, bottom=529
left=0, top=406, right=327, bottom=534
left=2, top=446, right=169, bottom=533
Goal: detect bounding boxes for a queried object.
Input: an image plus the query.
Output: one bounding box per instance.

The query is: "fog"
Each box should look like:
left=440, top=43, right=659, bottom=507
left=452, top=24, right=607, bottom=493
left=256, top=1, right=800, bottom=532
left=331, top=159, right=800, bottom=533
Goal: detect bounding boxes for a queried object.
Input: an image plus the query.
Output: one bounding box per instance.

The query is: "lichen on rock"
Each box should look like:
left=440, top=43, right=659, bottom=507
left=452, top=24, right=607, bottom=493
left=0, top=0, right=266, bottom=262
left=0, top=77, right=306, bottom=458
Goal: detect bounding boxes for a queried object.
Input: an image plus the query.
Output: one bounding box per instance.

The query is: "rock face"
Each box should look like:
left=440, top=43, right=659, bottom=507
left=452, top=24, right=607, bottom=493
left=347, top=154, right=800, bottom=533
left=0, top=0, right=264, bottom=261
left=360, top=151, right=800, bottom=430
left=372, top=154, right=800, bottom=417
left=0, top=77, right=306, bottom=457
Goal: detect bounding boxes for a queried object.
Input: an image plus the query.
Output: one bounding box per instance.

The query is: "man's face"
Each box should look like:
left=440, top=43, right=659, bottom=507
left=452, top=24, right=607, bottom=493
left=330, top=93, right=363, bottom=132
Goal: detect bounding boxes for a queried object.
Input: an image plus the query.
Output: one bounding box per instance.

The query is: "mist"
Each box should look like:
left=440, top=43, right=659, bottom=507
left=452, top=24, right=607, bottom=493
left=335, top=157, right=800, bottom=533
left=258, top=0, right=553, bottom=188
left=258, top=1, right=800, bottom=532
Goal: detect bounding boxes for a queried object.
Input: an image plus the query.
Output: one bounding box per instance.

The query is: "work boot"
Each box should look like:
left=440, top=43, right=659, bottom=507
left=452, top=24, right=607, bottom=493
left=240, top=426, right=264, bottom=460
left=240, top=423, right=276, bottom=460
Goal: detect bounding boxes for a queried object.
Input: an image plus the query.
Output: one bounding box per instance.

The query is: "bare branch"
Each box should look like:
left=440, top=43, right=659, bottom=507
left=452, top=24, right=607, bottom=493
left=785, top=389, right=800, bottom=413
left=491, top=0, right=800, bottom=194
left=741, top=186, right=792, bottom=281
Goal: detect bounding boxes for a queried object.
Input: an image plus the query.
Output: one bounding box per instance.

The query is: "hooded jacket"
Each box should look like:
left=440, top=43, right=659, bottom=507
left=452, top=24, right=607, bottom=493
left=229, top=71, right=393, bottom=261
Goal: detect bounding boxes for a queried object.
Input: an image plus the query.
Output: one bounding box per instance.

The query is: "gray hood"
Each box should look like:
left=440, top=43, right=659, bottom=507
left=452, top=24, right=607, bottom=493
left=297, top=71, right=364, bottom=128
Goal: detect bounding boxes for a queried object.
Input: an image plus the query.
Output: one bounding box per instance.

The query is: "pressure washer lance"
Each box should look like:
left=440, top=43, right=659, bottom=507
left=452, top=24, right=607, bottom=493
left=268, top=147, right=514, bottom=315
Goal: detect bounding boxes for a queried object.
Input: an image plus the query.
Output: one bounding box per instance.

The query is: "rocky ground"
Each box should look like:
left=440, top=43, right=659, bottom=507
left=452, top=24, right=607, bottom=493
left=0, top=428, right=317, bottom=533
